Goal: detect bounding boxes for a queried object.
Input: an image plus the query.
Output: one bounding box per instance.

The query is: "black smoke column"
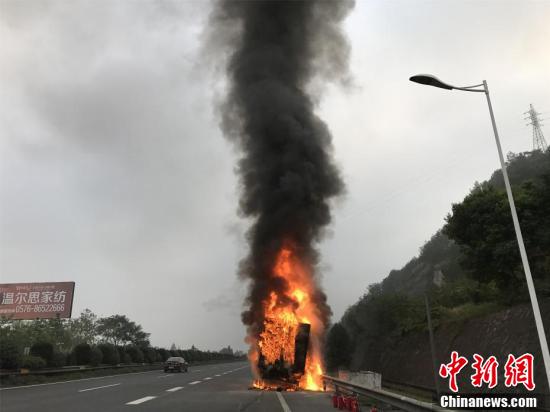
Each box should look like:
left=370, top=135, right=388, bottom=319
left=212, top=0, right=354, bottom=374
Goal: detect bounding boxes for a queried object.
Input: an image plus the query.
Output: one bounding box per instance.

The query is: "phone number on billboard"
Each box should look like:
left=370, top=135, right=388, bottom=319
left=15, top=304, right=65, bottom=313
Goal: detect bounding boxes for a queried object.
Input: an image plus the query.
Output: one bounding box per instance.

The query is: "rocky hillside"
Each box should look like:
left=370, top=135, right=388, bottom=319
left=358, top=298, right=550, bottom=396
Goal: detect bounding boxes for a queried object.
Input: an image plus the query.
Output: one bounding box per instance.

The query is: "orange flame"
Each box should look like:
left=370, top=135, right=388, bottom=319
left=251, top=244, right=325, bottom=391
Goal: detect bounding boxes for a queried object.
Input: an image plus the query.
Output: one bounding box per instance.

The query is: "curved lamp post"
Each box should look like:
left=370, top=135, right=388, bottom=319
left=410, top=74, right=550, bottom=391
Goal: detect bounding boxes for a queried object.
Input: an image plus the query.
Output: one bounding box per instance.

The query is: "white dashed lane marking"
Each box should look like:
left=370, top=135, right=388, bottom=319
left=126, top=396, right=156, bottom=405
left=78, top=383, right=121, bottom=392
left=204, top=377, right=212, bottom=380
left=166, top=387, right=183, bottom=392
left=189, top=381, right=201, bottom=385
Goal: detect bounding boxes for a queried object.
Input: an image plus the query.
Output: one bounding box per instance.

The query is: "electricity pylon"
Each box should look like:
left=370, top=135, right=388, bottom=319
left=524, top=104, right=548, bottom=152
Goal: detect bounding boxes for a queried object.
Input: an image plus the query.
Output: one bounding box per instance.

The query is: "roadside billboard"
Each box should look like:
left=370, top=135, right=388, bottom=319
left=0, top=282, right=75, bottom=320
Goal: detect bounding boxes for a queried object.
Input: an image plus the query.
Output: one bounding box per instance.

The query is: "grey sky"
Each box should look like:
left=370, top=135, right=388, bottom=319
left=1, top=0, right=549, bottom=351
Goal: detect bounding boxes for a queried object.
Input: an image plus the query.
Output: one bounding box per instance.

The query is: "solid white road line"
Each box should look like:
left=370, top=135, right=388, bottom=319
left=166, top=387, right=183, bottom=392
left=78, top=383, right=121, bottom=392
left=189, top=381, right=201, bottom=385
left=126, top=396, right=156, bottom=405
left=158, top=375, right=174, bottom=378
left=276, top=392, right=292, bottom=412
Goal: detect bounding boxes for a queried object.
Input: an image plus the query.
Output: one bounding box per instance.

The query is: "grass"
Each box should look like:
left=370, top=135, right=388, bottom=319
left=441, top=301, right=503, bottom=323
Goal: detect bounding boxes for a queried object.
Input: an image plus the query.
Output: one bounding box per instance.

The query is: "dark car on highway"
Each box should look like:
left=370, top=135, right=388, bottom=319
left=164, top=356, right=188, bottom=373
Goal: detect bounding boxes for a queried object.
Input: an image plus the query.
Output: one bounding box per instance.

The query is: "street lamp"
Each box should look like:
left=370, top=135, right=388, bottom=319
left=410, top=74, right=550, bottom=391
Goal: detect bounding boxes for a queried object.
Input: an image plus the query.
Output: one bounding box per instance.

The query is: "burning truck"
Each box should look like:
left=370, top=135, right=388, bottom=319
left=255, top=323, right=311, bottom=390
left=250, top=246, right=326, bottom=391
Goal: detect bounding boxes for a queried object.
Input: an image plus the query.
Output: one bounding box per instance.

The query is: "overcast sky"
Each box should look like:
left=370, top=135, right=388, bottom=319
left=1, top=0, right=549, bottom=351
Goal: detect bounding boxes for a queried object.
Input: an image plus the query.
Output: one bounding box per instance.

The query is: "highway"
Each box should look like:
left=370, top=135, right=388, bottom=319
left=0, top=361, right=339, bottom=412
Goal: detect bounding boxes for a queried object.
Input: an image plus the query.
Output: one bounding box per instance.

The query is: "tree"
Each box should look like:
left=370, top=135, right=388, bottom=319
left=489, top=149, right=550, bottom=189
left=73, top=343, right=92, bottom=365
left=96, top=315, right=150, bottom=347
left=98, top=343, right=120, bottom=365
left=21, top=355, right=46, bottom=370
left=156, top=348, right=170, bottom=362
left=1, top=318, right=71, bottom=351
left=48, top=316, right=72, bottom=351
left=69, top=309, right=98, bottom=345
left=143, top=347, right=158, bottom=363
left=125, top=346, right=144, bottom=363
left=325, top=323, right=351, bottom=371
left=219, top=346, right=234, bottom=356
left=0, top=335, right=21, bottom=369
left=444, top=175, right=550, bottom=300
left=90, top=346, right=103, bottom=366
left=30, top=342, right=54, bottom=366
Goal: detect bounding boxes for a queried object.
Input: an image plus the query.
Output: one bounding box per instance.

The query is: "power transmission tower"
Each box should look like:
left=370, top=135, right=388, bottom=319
left=524, top=104, right=548, bottom=152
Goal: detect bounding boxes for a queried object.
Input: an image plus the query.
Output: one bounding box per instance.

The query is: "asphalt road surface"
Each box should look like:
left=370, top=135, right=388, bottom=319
left=0, top=361, right=339, bottom=412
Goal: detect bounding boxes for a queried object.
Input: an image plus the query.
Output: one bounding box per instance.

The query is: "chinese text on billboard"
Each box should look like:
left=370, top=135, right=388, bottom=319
left=0, top=282, right=75, bottom=319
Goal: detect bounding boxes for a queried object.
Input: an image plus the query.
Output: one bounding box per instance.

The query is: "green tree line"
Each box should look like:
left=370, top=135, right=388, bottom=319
left=0, top=309, right=241, bottom=370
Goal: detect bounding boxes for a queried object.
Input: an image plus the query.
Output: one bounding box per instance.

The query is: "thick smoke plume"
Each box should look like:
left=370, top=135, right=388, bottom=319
left=213, top=0, right=354, bottom=344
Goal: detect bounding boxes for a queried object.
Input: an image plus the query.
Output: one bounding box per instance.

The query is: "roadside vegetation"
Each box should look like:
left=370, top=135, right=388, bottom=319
left=325, top=149, right=550, bottom=371
left=0, top=309, right=243, bottom=375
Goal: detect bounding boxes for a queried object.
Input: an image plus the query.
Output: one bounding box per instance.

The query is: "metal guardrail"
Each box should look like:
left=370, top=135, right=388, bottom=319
left=383, top=378, right=436, bottom=395
left=322, top=375, right=452, bottom=412
left=382, top=378, right=550, bottom=412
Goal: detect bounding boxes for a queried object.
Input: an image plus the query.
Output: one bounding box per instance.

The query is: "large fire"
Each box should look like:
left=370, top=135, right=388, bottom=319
left=251, top=245, right=325, bottom=391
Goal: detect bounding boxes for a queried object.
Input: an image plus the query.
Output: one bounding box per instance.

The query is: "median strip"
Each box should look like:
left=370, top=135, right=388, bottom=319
left=126, top=396, right=156, bottom=405
left=166, top=386, right=183, bottom=392
left=78, top=383, right=121, bottom=392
